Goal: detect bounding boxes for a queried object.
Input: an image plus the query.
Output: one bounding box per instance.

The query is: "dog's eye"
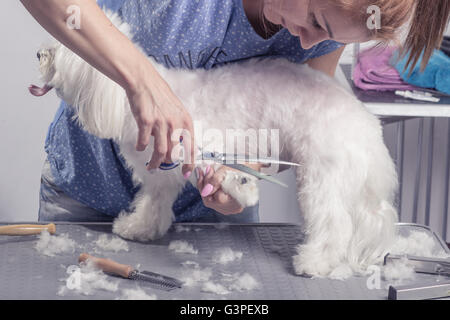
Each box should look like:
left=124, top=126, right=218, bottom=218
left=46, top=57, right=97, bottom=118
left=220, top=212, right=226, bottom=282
left=241, top=177, right=248, bottom=184
left=37, top=52, right=41, bottom=60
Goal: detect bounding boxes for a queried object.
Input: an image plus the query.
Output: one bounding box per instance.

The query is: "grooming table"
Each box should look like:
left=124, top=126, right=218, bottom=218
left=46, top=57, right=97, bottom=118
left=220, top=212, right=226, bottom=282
left=0, top=222, right=448, bottom=300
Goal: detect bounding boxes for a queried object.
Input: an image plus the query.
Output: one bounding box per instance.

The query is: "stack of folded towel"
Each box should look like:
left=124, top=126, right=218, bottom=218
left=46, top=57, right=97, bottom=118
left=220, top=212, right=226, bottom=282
left=393, top=47, right=450, bottom=95
left=353, top=42, right=450, bottom=95
left=352, top=46, right=417, bottom=91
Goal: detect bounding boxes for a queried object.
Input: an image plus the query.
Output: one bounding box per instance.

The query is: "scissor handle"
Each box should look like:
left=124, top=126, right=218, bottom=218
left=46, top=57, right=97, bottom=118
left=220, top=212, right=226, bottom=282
left=151, top=136, right=184, bottom=170
left=159, top=161, right=181, bottom=170
left=200, top=151, right=222, bottom=161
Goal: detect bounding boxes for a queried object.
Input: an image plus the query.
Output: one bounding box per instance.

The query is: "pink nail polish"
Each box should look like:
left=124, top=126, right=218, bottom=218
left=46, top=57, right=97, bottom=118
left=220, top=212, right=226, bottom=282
left=184, top=171, right=192, bottom=179
left=201, top=183, right=214, bottom=197
left=204, top=165, right=211, bottom=175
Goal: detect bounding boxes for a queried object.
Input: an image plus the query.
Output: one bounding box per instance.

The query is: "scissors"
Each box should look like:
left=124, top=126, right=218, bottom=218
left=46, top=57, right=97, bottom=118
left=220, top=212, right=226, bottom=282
left=157, top=149, right=301, bottom=188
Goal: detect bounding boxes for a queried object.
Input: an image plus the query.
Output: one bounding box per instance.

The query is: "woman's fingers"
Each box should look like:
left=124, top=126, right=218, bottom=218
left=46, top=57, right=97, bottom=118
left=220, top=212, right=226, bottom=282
left=200, top=166, right=227, bottom=197
left=195, top=166, right=244, bottom=215
left=196, top=166, right=216, bottom=198
left=212, top=190, right=231, bottom=205
left=146, top=121, right=168, bottom=170
left=199, top=166, right=219, bottom=197
left=204, top=190, right=244, bottom=215
left=165, top=129, right=175, bottom=163
left=196, top=167, right=205, bottom=190
left=135, top=117, right=153, bottom=152
left=129, top=89, right=154, bottom=153
left=181, top=118, right=195, bottom=178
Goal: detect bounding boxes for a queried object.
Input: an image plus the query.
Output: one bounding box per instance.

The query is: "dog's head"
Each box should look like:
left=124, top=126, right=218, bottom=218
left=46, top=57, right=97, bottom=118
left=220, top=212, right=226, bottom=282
left=29, top=45, right=58, bottom=96
left=28, top=40, right=128, bottom=139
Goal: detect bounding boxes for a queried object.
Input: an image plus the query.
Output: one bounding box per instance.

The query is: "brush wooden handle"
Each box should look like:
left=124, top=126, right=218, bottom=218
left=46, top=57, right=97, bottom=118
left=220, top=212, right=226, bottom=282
left=78, top=253, right=134, bottom=278
left=0, top=223, right=56, bottom=236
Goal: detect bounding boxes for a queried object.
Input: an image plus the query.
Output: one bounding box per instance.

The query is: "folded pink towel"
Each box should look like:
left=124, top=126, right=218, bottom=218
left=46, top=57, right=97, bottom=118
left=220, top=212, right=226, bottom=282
left=353, top=46, right=417, bottom=91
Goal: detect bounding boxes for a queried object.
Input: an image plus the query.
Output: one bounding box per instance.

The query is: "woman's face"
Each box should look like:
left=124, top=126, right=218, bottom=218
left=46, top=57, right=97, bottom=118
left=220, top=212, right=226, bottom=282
left=262, top=0, right=372, bottom=48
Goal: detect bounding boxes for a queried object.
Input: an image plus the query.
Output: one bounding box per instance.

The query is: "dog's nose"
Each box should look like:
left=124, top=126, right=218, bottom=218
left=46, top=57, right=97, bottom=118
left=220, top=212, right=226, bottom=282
left=37, top=51, right=41, bottom=60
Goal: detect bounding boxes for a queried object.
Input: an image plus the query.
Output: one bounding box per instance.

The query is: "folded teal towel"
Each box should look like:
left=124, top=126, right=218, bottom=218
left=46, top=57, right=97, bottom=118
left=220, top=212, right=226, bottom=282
left=392, top=49, right=450, bottom=94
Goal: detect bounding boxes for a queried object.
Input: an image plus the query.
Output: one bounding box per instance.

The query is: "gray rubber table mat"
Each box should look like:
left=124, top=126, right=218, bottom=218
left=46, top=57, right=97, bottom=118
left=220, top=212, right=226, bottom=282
left=0, top=222, right=448, bottom=300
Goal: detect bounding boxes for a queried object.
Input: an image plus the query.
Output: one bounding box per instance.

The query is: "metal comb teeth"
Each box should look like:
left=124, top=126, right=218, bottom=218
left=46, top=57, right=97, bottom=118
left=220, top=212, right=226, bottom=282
left=129, top=270, right=183, bottom=291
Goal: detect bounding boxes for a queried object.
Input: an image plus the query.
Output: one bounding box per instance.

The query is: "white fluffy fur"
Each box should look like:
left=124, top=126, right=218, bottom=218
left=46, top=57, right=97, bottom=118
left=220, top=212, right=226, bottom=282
left=35, top=11, right=398, bottom=278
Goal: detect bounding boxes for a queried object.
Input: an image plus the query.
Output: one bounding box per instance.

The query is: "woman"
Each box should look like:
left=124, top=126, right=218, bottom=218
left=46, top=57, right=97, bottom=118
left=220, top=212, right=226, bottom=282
left=21, top=0, right=449, bottom=223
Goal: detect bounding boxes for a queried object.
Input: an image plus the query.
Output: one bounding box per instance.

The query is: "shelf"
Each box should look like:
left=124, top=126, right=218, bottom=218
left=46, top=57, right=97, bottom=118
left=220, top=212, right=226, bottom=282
left=337, top=64, right=450, bottom=118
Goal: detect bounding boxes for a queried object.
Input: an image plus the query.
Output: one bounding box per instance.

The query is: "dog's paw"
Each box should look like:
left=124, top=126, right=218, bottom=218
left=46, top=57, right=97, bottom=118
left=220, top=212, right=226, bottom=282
left=292, top=254, right=331, bottom=278
left=220, top=170, right=259, bottom=207
left=112, top=211, right=156, bottom=242
left=112, top=212, right=139, bottom=240
left=113, top=210, right=172, bottom=242
left=292, top=244, right=353, bottom=279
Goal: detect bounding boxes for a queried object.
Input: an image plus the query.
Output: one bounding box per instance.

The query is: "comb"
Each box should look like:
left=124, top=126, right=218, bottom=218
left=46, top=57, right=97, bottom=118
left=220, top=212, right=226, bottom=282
left=79, top=253, right=182, bottom=291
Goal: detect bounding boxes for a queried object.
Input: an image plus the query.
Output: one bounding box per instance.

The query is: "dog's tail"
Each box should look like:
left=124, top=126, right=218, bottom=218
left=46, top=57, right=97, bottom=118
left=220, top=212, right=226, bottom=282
left=347, top=200, right=398, bottom=272
left=346, top=137, right=399, bottom=273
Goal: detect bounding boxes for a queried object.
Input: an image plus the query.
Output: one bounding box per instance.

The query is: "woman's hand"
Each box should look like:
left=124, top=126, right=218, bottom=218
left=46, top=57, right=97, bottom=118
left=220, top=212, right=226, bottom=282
left=196, top=166, right=244, bottom=215
left=125, top=66, right=195, bottom=176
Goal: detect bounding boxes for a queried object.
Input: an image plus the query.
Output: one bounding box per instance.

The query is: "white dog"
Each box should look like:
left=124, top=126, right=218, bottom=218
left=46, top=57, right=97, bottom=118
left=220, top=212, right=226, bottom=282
left=30, top=11, right=398, bottom=278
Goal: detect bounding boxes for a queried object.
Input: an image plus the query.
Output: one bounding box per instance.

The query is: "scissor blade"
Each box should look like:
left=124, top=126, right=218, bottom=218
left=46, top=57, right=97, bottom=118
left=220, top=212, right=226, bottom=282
left=222, top=155, right=301, bottom=167
left=197, top=150, right=301, bottom=167
left=224, top=163, right=288, bottom=188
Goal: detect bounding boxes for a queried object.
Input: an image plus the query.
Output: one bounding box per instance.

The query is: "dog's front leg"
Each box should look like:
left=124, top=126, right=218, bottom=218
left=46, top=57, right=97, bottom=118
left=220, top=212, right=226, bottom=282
left=112, top=172, right=180, bottom=241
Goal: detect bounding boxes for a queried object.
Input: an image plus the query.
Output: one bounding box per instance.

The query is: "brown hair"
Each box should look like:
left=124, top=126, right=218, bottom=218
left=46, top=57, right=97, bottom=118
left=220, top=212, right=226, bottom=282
left=338, top=0, right=450, bottom=71
left=404, top=0, right=450, bottom=71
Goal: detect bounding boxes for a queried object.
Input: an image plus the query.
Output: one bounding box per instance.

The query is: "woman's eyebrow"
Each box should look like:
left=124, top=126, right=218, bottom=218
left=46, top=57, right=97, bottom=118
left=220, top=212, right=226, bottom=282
left=321, top=12, right=334, bottom=39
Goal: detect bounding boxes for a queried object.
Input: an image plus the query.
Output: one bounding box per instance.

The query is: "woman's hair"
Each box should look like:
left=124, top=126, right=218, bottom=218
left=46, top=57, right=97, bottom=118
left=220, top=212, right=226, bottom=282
left=338, top=0, right=450, bottom=71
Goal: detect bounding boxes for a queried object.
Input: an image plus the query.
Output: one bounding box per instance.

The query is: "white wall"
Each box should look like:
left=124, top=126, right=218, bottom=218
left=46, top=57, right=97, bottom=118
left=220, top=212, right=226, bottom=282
left=0, top=2, right=59, bottom=222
